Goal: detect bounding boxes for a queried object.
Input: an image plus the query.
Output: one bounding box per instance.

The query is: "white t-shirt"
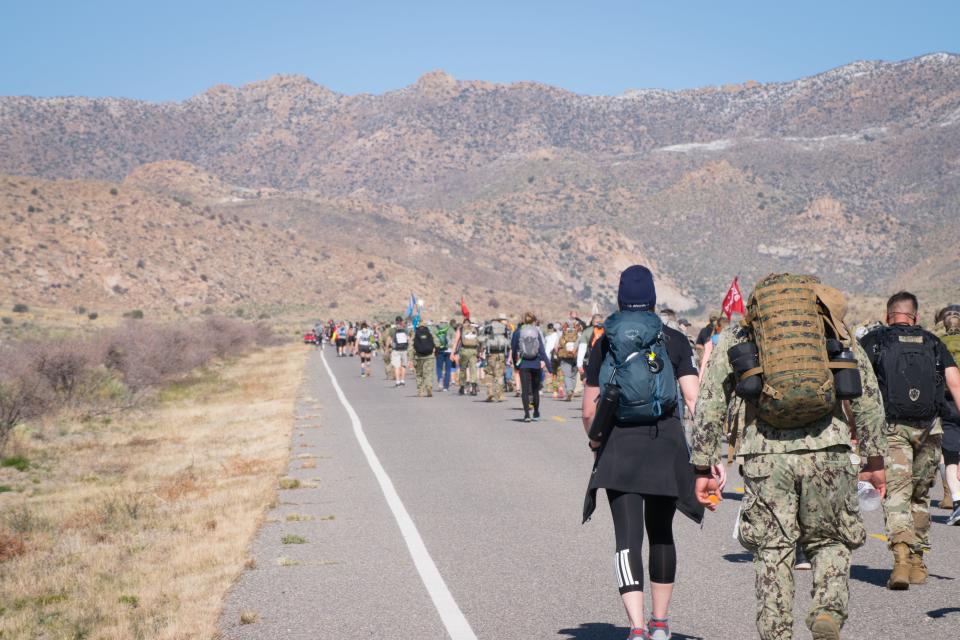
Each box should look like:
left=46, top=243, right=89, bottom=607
left=357, top=328, right=374, bottom=346
left=544, top=330, right=560, bottom=356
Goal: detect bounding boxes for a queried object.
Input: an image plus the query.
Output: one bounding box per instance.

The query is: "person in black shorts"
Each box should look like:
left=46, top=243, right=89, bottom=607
left=581, top=265, right=723, bottom=640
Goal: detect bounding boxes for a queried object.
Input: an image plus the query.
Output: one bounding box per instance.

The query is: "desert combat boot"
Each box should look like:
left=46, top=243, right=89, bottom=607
left=887, top=542, right=911, bottom=590
left=810, top=613, right=841, bottom=640
left=908, top=550, right=928, bottom=584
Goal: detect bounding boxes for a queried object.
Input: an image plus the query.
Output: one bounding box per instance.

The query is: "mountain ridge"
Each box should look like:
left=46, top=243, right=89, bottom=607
left=1, top=53, right=958, bottom=317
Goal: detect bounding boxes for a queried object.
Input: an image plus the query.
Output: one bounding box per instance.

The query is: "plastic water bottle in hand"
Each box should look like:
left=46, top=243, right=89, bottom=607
left=857, top=481, right=881, bottom=512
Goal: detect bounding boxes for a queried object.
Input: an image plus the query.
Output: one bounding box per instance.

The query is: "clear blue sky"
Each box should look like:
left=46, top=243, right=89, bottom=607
left=2, top=1, right=957, bottom=101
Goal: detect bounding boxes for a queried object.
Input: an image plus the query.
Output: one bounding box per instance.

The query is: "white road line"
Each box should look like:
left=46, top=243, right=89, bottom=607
left=320, top=351, right=478, bottom=640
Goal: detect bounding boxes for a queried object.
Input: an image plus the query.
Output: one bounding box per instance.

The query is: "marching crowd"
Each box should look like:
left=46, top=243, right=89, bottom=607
left=305, top=266, right=960, bottom=640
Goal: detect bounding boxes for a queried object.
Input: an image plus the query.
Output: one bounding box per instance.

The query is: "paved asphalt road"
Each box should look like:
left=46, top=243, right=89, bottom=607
left=220, top=348, right=959, bottom=639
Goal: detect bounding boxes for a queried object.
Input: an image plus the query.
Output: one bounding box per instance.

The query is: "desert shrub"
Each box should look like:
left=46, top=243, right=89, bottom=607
left=109, top=187, right=118, bottom=196
left=1, top=317, right=11, bottom=325
left=12, top=304, right=28, bottom=313
left=32, top=338, right=99, bottom=399
left=0, top=317, right=269, bottom=450
left=87, top=312, right=98, bottom=321
left=0, top=345, right=54, bottom=452
left=122, top=309, right=144, bottom=319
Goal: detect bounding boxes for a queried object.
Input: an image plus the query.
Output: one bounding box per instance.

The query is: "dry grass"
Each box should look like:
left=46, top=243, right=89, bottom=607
left=0, top=343, right=306, bottom=638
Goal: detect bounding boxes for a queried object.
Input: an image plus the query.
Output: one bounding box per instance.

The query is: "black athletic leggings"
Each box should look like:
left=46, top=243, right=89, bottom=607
left=518, top=368, right=542, bottom=416
left=607, top=490, right=677, bottom=594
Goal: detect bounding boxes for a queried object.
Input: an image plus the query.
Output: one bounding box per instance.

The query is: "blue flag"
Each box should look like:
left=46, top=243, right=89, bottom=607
left=404, top=293, right=416, bottom=319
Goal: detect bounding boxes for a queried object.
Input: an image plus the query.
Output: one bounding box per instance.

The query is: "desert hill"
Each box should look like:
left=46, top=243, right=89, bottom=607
left=1, top=54, right=959, bottom=315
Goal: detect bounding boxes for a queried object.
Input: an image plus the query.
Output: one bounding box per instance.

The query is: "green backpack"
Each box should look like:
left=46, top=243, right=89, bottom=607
left=742, top=273, right=850, bottom=429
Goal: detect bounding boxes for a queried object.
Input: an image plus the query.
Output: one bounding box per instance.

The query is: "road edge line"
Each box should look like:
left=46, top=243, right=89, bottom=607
left=320, top=351, right=478, bottom=640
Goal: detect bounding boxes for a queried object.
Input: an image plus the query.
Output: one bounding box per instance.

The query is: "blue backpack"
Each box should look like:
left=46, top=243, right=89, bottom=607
left=598, top=311, right=678, bottom=423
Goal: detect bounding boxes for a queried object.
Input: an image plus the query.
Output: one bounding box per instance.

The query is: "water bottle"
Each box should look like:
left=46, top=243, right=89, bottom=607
left=857, top=480, right=881, bottom=512
left=588, top=384, right=620, bottom=443
left=727, top=341, right=762, bottom=399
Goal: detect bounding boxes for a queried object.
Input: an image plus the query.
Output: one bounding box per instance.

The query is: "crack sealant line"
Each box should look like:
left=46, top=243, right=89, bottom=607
left=320, top=350, right=478, bottom=640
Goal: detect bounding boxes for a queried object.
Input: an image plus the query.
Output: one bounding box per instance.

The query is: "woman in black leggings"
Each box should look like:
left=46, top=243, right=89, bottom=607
left=511, top=312, right=551, bottom=422
left=582, top=266, right=724, bottom=640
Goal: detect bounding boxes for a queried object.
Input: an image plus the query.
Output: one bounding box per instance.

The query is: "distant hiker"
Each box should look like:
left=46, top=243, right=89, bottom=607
left=859, top=291, right=960, bottom=588
left=385, top=316, right=410, bottom=387
left=412, top=320, right=436, bottom=397
left=454, top=320, right=481, bottom=396
left=336, top=323, right=348, bottom=357
left=357, top=322, right=375, bottom=378
left=512, top=312, right=550, bottom=422
left=434, top=318, right=454, bottom=392
left=582, top=265, right=706, bottom=640
left=481, top=315, right=512, bottom=402
left=555, top=321, right=581, bottom=401
left=544, top=323, right=561, bottom=397
left=577, top=314, right=605, bottom=379
left=697, top=315, right=729, bottom=381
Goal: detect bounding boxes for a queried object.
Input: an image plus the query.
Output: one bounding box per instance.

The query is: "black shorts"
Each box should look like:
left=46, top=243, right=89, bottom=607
left=359, top=345, right=372, bottom=354
left=945, top=448, right=959, bottom=466
left=347, top=336, right=356, bottom=344
left=336, top=338, right=347, bottom=347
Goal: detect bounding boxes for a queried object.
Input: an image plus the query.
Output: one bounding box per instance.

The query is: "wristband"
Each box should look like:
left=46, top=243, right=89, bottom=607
left=693, top=466, right=712, bottom=477
left=589, top=443, right=600, bottom=452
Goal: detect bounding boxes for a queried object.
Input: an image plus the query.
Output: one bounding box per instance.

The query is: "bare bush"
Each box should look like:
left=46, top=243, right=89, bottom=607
left=0, top=346, right=53, bottom=452
left=32, top=339, right=99, bottom=400
left=0, top=316, right=269, bottom=451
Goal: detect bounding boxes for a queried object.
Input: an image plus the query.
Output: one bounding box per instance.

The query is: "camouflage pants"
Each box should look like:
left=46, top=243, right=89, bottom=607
left=883, top=422, right=942, bottom=551
left=738, top=450, right=865, bottom=640
left=413, top=355, right=435, bottom=395
left=459, top=349, right=478, bottom=385
left=485, top=353, right=505, bottom=400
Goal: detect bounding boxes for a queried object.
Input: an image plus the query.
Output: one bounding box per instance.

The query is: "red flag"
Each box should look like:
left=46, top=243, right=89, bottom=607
left=460, top=296, right=470, bottom=320
left=722, top=277, right=745, bottom=320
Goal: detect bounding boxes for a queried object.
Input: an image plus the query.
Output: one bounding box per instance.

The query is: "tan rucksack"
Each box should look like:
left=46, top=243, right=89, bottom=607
left=558, top=329, right=579, bottom=359
left=741, top=273, right=854, bottom=429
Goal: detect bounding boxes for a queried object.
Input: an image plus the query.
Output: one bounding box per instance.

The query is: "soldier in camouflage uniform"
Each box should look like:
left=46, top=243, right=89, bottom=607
left=455, top=321, right=481, bottom=395
left=858, top=292, right=960, bottom=589
left=692, top=298, right=887, bottom=639
left=481, top=315, right=511, bottom=402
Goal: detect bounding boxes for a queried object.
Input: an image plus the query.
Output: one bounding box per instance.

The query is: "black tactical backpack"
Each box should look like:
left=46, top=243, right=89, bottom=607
left=865, top=325, right=943, bottom=420
left=413, top=325, right=436, bottom=356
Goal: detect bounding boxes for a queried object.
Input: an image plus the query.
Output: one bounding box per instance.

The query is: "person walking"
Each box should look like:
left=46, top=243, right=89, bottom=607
left=357, top=322, right=375, bottom=378
left=581, top=266, right=707, bottom=640
left=482, top=315, right=511, bottom=402
left=556, top=321, right=581, bottom=401
left=692, top=273, right=887, bottom=640
left=937, top=305, right=960, bottom=523
left=412, top=321, right=436, bottom=397
left=434, top=318, right=454, bottom=392
left=454, top=319, right=481, bottom=396
left=512, top=312, right=550, bottom=422
left=385, top=316, right=411, bottom=387
left=859, top=291, right=960, bottom=588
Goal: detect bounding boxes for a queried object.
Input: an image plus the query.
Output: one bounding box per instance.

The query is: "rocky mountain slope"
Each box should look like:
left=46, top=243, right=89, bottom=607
left=1, top=54, right=958, bottom=315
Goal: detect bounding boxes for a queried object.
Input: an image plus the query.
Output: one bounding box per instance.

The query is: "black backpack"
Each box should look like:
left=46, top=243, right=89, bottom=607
left=865, top=325, right=944, bottom=421
left=413, top=325, right=435, bottom=356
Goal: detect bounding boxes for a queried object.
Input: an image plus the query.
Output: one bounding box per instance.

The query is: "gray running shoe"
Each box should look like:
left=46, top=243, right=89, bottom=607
left=647, top=617, right=670, bottom=640
left=626, top=629, right=648, bottom=640
left=947, top=504, right=960, bottom=526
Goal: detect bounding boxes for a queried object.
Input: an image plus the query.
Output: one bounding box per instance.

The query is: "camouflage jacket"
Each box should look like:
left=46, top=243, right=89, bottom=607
left=690, top=325, right=887, bottom=466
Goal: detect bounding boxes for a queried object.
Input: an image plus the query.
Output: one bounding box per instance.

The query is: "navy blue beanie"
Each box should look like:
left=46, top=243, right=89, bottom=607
left=617, top=265, right=657, bottom=311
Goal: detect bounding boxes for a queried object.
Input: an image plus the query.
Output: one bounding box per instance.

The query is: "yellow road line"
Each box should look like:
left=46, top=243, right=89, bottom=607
left=869, top=533, right=888, bottom=542
left=551, top=415, right=566, bottom=423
